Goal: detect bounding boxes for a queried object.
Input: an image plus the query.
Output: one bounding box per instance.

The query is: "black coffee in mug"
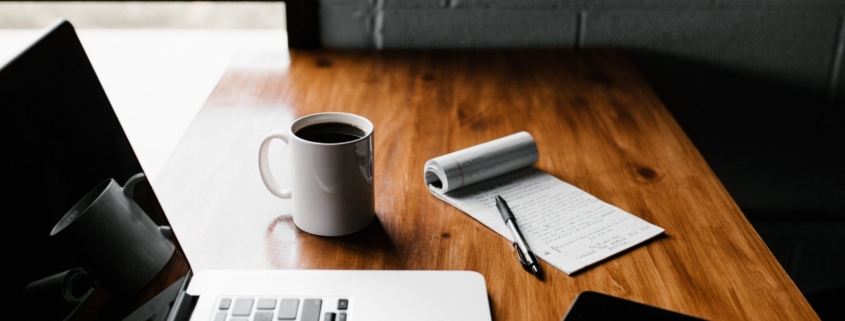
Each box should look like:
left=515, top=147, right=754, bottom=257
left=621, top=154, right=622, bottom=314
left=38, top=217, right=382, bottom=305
left=295, top=122, right=365, bottom=143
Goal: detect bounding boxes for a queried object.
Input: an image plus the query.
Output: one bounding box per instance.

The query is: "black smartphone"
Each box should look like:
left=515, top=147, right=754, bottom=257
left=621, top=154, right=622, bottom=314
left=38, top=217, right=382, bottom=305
left=562, top=291, right=706, bottom=321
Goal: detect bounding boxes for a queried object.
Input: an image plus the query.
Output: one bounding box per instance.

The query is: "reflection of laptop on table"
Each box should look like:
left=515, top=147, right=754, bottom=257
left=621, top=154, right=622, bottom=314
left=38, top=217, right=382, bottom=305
left=2, top=20, right=491, bottom=321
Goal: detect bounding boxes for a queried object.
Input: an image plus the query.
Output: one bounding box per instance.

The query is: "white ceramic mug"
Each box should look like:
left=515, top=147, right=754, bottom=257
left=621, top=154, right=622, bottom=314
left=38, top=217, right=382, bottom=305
left=259, top=112, right=375, bottom=236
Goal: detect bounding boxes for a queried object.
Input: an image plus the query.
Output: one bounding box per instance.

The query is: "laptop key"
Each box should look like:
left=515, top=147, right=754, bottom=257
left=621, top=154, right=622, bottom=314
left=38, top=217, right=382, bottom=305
left=219, top=298, right=232, bottom=310
left=214, top=311, right=226, bottom=321
left=254, top=312, right=274, bottom=321
left=337, top=299, right=348, bottom=310
left=338, top=312, right=347, bottom=321
left=300, top=299, right=322, bottom=321
left=257, top=298, right=277, bottom=310
left=324, top=312, right=336, bottom=321
left=277, top=299, right=300, bottom=320
left=231, top=298, right=254, bottom=316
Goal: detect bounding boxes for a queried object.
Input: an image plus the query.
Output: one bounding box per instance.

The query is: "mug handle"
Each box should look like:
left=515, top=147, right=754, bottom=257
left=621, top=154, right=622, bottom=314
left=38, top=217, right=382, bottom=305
left=258, top=130, right=292, bottom=199
left=122, top=173, right=174, bottom=239
left=122, top=172, right=146, bottom=199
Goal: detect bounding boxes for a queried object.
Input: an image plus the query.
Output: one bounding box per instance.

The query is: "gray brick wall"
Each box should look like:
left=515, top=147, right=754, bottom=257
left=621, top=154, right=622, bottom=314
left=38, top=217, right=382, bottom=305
left=584, top=10, right=840, bottom=94
left=320, top=4, right=375, bottom=48
left=318, top=0, right=845, bottom=99
left=382, top=9, right=577, bottom=47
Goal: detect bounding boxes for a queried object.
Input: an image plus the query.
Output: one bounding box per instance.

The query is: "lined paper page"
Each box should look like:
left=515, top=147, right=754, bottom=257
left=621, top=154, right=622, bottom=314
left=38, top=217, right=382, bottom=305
left=430, top=167, right=664, bottom=274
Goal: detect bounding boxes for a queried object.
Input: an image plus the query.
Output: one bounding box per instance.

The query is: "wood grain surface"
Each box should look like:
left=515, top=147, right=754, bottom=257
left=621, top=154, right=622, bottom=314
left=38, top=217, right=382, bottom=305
left=154, top=50, right=818, bottom=320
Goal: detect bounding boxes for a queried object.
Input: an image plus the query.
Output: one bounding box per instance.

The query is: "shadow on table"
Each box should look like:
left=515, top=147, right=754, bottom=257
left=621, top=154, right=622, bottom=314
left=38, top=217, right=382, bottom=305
left=626, top=50, right=845, bottom=320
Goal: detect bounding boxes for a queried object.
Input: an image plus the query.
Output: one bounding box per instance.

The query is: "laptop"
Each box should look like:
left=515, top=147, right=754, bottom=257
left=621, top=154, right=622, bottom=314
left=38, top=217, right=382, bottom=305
left=3, top=20, right=491, bottom=321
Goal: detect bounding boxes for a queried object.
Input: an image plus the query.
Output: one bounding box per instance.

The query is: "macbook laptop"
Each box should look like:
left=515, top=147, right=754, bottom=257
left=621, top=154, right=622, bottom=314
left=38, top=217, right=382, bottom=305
left=2, top=20, right=491, bottom=321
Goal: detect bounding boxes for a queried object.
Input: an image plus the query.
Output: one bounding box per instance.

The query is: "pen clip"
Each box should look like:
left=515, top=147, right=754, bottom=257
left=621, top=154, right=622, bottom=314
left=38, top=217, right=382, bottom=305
left=513, top=242, right=530, bottom=266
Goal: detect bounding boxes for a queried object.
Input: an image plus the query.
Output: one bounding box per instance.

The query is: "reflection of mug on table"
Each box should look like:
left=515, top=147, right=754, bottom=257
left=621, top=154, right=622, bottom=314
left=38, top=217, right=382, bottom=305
left=50, top=173, right=174, bottom=298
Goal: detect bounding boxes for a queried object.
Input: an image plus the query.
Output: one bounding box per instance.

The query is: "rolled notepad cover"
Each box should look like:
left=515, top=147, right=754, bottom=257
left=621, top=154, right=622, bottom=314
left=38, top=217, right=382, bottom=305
left=24, top=268, right=94, bottom=320
left=424, top=132, right=539, bottom=193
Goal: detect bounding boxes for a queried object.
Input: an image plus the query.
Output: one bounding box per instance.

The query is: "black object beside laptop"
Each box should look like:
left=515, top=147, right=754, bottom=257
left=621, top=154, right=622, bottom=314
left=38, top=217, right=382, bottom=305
left=563, top=291, right=706, bottom=321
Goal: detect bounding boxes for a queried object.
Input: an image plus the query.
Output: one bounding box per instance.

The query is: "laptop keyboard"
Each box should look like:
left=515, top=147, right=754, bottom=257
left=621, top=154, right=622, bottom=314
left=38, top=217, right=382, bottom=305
left=214, top=296, right=349, bottom=321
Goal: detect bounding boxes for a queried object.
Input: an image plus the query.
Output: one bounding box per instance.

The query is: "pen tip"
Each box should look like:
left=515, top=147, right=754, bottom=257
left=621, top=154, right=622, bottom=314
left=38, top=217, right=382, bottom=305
left=531, top=265, right=540, bottom=274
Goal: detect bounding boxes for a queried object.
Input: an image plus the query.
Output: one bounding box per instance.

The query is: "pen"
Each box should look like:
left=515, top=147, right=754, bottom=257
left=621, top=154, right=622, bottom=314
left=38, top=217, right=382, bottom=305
left=495, top=195, right=541, bottom=275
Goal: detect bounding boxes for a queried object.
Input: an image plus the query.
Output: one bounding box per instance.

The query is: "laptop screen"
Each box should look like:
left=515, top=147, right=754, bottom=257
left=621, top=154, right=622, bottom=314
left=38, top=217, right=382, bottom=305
left=1, top=20, right=190, bottom=320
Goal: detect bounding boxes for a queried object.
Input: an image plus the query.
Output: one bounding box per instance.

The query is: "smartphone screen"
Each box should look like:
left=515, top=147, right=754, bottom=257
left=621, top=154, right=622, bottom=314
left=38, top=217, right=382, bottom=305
left=563, top=291, right=706, bottom=321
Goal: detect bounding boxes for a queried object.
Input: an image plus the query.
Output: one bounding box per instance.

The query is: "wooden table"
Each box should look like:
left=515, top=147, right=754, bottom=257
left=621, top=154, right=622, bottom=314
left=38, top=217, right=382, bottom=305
left=155, top=50, right=818, bottom=320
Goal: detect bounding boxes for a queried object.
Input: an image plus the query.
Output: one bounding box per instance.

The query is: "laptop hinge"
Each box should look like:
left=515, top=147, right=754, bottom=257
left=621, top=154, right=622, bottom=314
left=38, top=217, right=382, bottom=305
left=166, top=271, right=198, bottom=321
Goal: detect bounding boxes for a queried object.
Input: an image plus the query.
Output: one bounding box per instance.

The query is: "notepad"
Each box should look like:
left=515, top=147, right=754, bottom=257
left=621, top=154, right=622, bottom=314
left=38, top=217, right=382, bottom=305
left=424, top=132, right=665, bottom=275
